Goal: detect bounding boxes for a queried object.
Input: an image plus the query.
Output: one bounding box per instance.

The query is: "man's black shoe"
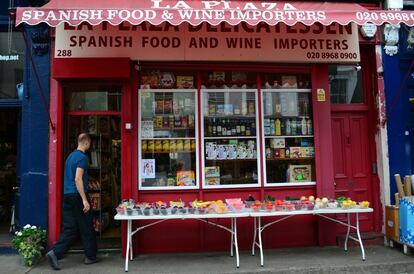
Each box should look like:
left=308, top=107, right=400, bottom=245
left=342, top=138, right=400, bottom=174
left=84, top=257, right=100, bottom=265
left=46, top=250, right=60, bottom=270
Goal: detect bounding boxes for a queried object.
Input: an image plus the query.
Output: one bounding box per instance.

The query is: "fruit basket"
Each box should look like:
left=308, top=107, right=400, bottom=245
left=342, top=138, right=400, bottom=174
left=251, top=201, right=261, bottom=212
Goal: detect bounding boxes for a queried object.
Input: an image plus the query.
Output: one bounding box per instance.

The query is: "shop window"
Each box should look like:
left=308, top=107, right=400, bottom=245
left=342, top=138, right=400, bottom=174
left=139, top=70, right=197, bottom=189
left=261, top=73, right=315, bottom=185
left=201, top=71, right=260, bottom=188
left=0, top=31, right=24, bottom=99
left=64, top=87, right=121, bottom=112
left=329, top=65, right=364, bottom=104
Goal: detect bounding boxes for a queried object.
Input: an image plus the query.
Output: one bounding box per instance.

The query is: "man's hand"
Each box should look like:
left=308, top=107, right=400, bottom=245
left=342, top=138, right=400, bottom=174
left=83, top=200, right=90, bottom=213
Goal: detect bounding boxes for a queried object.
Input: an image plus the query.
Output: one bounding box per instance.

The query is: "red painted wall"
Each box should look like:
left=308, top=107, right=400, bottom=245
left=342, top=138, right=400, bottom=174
left=48, top=57, right=377, bottom=253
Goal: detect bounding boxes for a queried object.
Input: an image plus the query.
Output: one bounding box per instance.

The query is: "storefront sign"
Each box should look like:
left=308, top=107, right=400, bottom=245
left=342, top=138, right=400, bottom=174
left=55, top=22, right=360, bottom=63
left=317, top=89, right=326, bottom=102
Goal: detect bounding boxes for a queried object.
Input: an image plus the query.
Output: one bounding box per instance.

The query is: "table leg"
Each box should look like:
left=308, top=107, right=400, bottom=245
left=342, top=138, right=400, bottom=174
left=125, top=220, right=131, bottom=272
left=355, top=213, right=366, bottom=261
left=252, top=217, right=257, bottom=256
left=230, top=217, right=234, bottom=257
left=233, top=218, right=240, bottom=268
left=344, top=213, right=350, bottom=252
left=258, top=217, right=264, bottom=267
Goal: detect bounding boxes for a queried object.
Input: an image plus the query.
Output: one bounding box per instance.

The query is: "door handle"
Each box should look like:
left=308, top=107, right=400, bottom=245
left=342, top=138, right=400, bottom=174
left=334, top=181, right=337, bottom=186
left=13, top=186, right=20, bottom=191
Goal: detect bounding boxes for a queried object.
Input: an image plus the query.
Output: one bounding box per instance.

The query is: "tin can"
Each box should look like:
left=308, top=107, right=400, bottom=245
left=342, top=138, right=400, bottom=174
left=176, top=140, right=184, bottom=151
left=142, top=140, right=147, bottom=152
left=209, top=103, right=216, bottom=115
left=279, top=148, right=285, bottom=158
left=184, top=140, right=191, bottom=151
left=248, top=102, right=255, bottom=114
left=163, top=116, right=169, bottom=128
left=188, top=115, right=194, bottom=128
left=274, top=148, right=280, bottom=158
left=155, top=140, right=162, bottom=152
left=266, top=147, right=272, bottom=159
left=162, top=140, right=170, bottom=152
left=170, top=140, right=176, bottom=152
left=181, top=116, right=188, bottom=128
left=156, top=116, right=163, bottom=128
left=147, top=140, right=154, bottom=151
left=169, top=115, right=174, bottom=128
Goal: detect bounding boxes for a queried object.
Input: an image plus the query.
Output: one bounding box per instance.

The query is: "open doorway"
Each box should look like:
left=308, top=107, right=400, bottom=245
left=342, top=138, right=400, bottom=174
left=0, top=110, right=19, bottom=245
left=63, top=86, right=122, bottom=249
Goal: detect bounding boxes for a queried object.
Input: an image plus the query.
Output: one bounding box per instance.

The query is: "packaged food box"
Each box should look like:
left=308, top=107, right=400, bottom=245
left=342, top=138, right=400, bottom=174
left=288, top=165, right=311, bottom=182
left=176, top=171, right=195, bottom=186
left=205, top=166, right=220, bottom=178
left=290, top=147, right=301, bottom=158
left=206, top=177, right=220, bottom=185
left=271, top=138, right=285, bottom=148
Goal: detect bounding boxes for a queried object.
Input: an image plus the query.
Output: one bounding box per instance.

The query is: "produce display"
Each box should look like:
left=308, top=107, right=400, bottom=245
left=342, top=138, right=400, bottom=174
left=115, top=196, right=371, bottom=216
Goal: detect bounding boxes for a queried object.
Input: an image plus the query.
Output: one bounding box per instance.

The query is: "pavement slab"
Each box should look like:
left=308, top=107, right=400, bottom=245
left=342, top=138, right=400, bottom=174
left=1, top=245, right=414, bottom=274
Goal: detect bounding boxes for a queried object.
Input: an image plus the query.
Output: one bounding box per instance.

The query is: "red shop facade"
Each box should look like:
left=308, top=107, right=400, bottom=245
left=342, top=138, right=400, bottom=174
left=16, top=0, right=414, bottom=253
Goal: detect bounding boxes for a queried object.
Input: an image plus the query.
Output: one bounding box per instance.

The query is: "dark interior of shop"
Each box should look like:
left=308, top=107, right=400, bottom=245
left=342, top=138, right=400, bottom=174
left=0, top=110, right=18, bottom=244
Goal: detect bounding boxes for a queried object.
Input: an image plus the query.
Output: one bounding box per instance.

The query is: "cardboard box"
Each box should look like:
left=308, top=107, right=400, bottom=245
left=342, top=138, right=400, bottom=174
left=288, top=164, right=311, bottom=182
left=386, top=205, right=399, bottom=242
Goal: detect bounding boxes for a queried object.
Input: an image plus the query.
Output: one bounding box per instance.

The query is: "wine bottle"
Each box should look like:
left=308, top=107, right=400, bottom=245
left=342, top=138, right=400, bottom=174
left=212, top=118, right=217, bottom=136
left=241, top=120, right=246, bottom=136
left=222, top=119, right=227, bottom=136
left=217, top=119, right=222, bottom=136
left=301, top=117, right=307, bottom=135
left=251, top=121, right=256, bottom=136
left=291, top=118, right=297, bottom=136
left=307, top=119, right=313, bottom=135
left=286, top=119, right=291, bottom=136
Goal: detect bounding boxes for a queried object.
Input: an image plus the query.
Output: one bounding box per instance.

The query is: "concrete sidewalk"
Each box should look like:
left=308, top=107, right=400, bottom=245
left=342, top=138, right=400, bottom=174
left=1, top=245, right=414, bottom=274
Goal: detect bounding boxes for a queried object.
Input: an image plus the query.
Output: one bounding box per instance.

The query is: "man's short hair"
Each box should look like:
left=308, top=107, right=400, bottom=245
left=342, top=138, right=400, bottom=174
left=78, top=133, right=91, bottom=144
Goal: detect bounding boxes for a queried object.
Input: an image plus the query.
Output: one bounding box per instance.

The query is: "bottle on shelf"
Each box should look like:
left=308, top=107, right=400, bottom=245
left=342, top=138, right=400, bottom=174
left=216, top=119, right=222, bottom=136
left=212, top=118, right=217, bottom=136
left=240, top=121, right=246, bottom=136
left=286, top=119, right=291, bottom=136
left=222, top=119, right=227, bottom=136
left=307, top=119, right=313, bottom=135
left=301, top=117, right=307, bottom=135
left=251, top=121, right=256, bottom=136
left=270, top=119, right=275, bottom=135
left=207, top=119, right=213, bottom=136
left=275, top=118, right=281, bottom=136
left=291, top=118, right=297, bottom=136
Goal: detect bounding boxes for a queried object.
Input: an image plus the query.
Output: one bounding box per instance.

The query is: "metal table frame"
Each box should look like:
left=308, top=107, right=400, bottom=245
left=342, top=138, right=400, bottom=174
left=251, top=208, right=374, bottom=267
left=115, top=211, right=249, bottom=272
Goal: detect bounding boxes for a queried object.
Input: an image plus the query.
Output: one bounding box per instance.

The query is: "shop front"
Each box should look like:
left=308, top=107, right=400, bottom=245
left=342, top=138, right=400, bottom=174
left=15, top=0, right=414, bottom=253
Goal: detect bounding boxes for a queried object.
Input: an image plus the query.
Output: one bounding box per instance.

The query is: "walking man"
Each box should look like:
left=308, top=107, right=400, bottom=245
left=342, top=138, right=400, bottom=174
left=46, top=133, right=99, bottom=270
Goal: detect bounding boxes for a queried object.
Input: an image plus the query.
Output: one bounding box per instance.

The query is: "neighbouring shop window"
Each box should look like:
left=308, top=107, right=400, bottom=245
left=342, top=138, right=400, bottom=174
left=261, top=73, right=315, bottom=184
left=64, top=86, right=122, bottom=112
left=139, top=70, right=197, bottom=189
left=0, top=31, right=24, bottom=99
left=329, top=65, right=364, bottom=104
left=201, top=71, right=259, bottom=187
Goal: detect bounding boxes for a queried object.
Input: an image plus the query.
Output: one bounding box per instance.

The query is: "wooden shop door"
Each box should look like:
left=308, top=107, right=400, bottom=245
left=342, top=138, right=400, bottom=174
left=331, top=112, right=374, bottom=231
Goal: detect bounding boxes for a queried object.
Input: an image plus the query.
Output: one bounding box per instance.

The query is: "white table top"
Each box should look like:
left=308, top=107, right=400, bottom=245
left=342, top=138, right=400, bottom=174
left=114, top=207, right=373, bottom=220
left=115, top=211, right=250, bottom=220
left=249, top=207, right=373, bottom=217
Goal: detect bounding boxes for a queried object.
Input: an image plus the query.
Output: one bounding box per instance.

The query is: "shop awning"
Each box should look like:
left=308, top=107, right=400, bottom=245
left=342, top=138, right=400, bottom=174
left=15, top=0, right=414, bottom=27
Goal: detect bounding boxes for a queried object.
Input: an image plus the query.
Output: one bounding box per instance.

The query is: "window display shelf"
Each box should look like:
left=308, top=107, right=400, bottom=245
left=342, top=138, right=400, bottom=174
left=204, top=115, right=256, bottom=119
left=205, top=159, right=257, bottom=162
left=141, top=137, right=195, bottom=140
left=262, top=88, right=311, bottom=93
left=142, top=151, right=195, bottom=154
left=201, top=88, right=257, bottom=92
left=266, top=182, right=316, bottom=187
left=266, top=157, right=314, bottom=161
left=204, top=136, right=256, bottom=140
left=140, top=89, right=197, bottom=93
left=264, top=135, right=314, bottom=138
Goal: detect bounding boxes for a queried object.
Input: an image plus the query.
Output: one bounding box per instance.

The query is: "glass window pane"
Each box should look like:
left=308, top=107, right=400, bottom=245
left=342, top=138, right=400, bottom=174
left=262, top=73, right=315, bottom=184
left=0, top=31, right=24, bottom=99
left=329, top=65, right=364, bottom=104
left=139, top=90, right=197, bottom=188
left=64, top=86, right=121, bottom=112
left=202, top=87, right=259, bottom=186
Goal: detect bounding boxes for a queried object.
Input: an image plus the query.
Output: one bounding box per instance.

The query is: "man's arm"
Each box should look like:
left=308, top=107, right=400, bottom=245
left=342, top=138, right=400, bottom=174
left=75, top=167, right=90, bottom=213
